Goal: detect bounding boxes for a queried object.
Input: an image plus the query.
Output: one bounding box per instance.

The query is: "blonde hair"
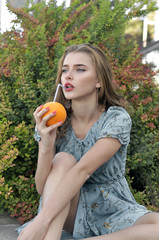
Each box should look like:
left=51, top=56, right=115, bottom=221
left=54, top=44, right=125, bottom=140
left=55, top=43, right=123, bottom=110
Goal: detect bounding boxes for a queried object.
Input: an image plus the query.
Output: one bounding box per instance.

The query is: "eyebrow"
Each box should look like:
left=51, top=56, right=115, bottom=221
left=62, top=64, right=88, bottom=68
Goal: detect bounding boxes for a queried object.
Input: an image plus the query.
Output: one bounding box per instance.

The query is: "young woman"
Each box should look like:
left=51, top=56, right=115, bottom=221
left=17, top=44, right=159, bottom=240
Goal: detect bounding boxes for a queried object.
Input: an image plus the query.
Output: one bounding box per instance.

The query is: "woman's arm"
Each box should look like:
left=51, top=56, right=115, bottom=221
left=35, top=142, right=55, bottom=195
left=39, top=137, right=121, bottom=225
left=18, top=137, right=121, bottom=240
left=33, top=105, right=63, bottom=195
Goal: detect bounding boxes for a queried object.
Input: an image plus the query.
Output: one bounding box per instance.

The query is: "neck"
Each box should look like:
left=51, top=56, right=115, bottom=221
left=71, top=100, right=104, bottom=123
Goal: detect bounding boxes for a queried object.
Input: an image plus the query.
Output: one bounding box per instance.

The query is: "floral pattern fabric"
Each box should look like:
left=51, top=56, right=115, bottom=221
left=56, top=106, right=150, bottom=238
left=16, top=106, right=150, bottom=239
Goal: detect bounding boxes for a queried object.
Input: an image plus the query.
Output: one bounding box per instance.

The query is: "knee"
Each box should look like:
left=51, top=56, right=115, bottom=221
left=53, top=152, right=76, bottom=173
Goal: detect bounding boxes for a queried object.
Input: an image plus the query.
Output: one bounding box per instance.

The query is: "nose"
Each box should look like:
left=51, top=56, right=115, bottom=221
left=65, top=70, right=73, bottom=80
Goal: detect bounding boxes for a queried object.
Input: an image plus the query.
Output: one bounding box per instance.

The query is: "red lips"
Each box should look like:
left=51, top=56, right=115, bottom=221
left=64, top=82, right=74, bottom=91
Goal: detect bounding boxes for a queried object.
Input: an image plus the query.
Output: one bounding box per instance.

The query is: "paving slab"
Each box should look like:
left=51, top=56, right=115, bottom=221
left=0, top=213, right=75, bottom=239
left=0, top=213, right=20, bottom=240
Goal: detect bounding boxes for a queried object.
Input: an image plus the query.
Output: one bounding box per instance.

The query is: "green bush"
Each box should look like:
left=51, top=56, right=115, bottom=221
left=8, top=175, right=40, bottom=224
left=109, top=46, right=159, bottom=207
left=0, top=0, right=158, bottom=223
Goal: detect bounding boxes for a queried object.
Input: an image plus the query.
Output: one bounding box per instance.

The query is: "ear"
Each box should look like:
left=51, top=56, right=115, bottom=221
left=96, top=81, right=101, bottom=89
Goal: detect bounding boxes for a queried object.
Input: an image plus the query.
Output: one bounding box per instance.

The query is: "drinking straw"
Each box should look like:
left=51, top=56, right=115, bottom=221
left=53, top=84, right=65, bottom=102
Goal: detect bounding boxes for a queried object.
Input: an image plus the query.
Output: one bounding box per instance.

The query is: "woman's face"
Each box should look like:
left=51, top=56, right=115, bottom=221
left=61, top=52, right=101, bottom=102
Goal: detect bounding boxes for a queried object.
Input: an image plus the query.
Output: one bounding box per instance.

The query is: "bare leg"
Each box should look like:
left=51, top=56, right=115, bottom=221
left=63, top=191, right=80, bottom=234
left=82, top=212, right=159, bottom=240
left=41, top=152, right=79, bottom=240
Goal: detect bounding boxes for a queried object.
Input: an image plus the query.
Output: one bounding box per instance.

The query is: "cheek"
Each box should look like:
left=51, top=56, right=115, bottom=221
left=80, top=79, right=97, bottom=92
left=82, top=75, right=98, bottom=87
left=81, top=74, right=94, bottom=83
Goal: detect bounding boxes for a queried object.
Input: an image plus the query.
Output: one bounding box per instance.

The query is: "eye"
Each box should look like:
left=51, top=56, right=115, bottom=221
left=62, top=69, right=68, bottom=73
left=77, top=68, right=86, bottom=72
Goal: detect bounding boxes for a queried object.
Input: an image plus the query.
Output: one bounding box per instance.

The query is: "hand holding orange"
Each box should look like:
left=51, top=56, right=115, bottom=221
left=41, top=102, right=67, bottom=127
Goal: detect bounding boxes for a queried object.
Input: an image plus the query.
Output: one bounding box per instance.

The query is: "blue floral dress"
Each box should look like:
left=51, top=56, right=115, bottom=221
left=16, top=106, right=150, bottom=239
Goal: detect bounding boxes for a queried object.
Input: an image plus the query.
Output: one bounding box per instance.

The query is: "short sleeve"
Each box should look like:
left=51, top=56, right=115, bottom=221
left=34, top=126, right=41, bottom=142
left=98, top=106, right=132, bottom=145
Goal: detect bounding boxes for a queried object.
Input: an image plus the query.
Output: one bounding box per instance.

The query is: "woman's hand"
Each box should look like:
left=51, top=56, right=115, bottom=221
left=17, top=214, right=49, bottom=240
left=33, top=105, right=63, bottom=150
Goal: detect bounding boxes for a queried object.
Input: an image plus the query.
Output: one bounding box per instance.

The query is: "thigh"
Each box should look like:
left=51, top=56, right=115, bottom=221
left=134, top=212, right=159, bottom=225
left=63, top=191, right=80, bottom=234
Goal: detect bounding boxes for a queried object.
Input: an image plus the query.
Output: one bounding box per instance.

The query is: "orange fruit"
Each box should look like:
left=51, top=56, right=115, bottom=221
left=41, top=102, right=67, bottom=127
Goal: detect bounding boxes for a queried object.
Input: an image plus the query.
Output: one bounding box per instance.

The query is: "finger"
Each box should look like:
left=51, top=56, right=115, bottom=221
left=34, top=105, right=43, bottom=115
left=33, top=105, right=44, bottom=121
left=40, top=111, right=57, bottom=127
left=48, top=120, right=63, bottom=129
left=35, top=107, right=51, bottom=125
left=41, top=119, right=63, bottom=134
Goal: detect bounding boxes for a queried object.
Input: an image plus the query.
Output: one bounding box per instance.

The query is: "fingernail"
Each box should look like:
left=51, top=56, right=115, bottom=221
left=45, top=107, right=49, bottom=110
left=58, top=120, right=63, bottom=123
left=39, top=105, right=43, bottom=108
left=52, top=111, right=56, bottom=114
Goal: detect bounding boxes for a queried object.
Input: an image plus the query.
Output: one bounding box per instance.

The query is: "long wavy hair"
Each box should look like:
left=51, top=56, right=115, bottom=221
left=53, top=43, right=125, bottom=139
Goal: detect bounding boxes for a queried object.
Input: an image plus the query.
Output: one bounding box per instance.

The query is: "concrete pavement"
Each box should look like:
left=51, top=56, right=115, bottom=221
left=0, top=213, right=75, bottom=240
left=0, top=212, right=20, bottom=240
